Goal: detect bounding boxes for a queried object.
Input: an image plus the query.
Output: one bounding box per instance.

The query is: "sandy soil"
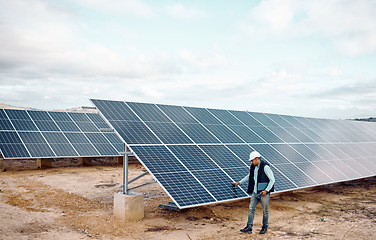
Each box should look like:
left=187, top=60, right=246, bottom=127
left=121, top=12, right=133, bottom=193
left=0, top=159, right=375, bottom=240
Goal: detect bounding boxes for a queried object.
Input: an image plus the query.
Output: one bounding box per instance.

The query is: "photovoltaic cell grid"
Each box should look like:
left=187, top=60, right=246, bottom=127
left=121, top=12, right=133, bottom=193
left=91, top=99, right=376, bottom=209
left=0, top=109, right=123, bottom=159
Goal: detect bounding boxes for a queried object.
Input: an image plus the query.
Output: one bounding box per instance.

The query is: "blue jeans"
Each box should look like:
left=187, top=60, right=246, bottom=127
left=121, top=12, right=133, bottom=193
left=246, top=192, right=270, bottom=228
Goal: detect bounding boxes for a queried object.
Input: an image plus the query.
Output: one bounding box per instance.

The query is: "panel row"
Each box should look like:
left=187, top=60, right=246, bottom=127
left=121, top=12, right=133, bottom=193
left=92, top=99, right=376, bottom=209
left=91, top=99, right=376, bottom=145
left=129, top=143, right=376, bottom=208
left=0, top=109, right=124, bottom=159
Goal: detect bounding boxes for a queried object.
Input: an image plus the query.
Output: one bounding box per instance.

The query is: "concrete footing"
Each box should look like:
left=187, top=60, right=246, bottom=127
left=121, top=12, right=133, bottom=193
left=113, top=192, right=144, bottom=221
left=37, top=158, right=52, bottom=169
left=78, top=157, right=92, bottom=166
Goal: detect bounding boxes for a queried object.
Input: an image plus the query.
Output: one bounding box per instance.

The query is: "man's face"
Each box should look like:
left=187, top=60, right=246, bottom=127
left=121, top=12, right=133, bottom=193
left=251, top=157, right=260, bottom=166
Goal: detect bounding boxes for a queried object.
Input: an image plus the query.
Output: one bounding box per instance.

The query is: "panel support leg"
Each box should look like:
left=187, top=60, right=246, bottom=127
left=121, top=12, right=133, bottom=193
left=37, top=158, right=52, bottom=169
left=78, top=157, right=92, bottom=166
left=0, top=155, right=5, bottom=172
left=122, top=146, right=131, bottom=194
left=113, top=145, right=144, bottom=221
left=113, top=156, right=123, bottom=165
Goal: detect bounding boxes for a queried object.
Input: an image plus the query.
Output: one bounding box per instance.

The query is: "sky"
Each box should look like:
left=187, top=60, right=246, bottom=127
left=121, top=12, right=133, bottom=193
left=1, top=0, right=376, bottom=119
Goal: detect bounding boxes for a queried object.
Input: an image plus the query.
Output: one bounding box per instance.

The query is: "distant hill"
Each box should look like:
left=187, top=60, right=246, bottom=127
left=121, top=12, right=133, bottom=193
left=0, top=103, right=97, bottom=113
left=54, top=106, right=98, bottom=113
left=0, top=103, right=35, bottom=110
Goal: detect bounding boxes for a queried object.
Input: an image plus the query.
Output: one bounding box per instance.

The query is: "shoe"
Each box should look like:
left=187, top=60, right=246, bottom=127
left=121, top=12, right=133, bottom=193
left=259, top=226, right=267, bottom=234
left=240, top=226, right=252, bottom=233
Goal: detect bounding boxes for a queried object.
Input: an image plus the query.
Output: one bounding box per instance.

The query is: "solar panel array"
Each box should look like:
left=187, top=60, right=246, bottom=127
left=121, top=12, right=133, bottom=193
left=0, top=109, right=123, bottom=159
left=92, top=99, right=376, bottom=209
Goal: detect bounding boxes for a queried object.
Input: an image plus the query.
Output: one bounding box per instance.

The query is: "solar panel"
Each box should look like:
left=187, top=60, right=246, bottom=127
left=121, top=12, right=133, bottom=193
left=91, top=99, right=376, bottom=209
left=0, top=109, right=123, bottom=159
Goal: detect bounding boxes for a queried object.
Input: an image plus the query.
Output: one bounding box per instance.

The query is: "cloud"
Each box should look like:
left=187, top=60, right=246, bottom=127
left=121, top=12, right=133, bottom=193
left=178, top=49, right=228, bottom=72
left=165, top=3, right=206, bottom=20
left=241, top=0, right=376, bottom=56
left=77, top=0, right=155, bottom=18
left=309, top=79, right=376, bottom=100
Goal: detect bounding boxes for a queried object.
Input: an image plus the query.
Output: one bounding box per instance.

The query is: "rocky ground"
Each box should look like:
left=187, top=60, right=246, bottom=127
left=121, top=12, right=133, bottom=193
left=0, top=159, right=375, bottom=239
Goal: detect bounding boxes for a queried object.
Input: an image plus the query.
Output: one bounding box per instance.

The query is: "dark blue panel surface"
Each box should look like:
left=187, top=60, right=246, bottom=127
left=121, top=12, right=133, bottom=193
left=199, top=145, right=247, bottom=169
left=280, top=115, right=309, bottom=129
left=249, top=112, right=279, bottom=127
left=184, top=107, right=222, bottom=125
left=227, top=125, right=266, bottom=143
left=27, top=110, right=52, bottom=121
left=157, top=104, right=198, bottom=123
left=265, top=114, right=294, bottom=128
left=33, top=120, right=60, bottom=131
left=153, top=172, right=216, bottom=207
left=110, top=121, right=161, bottom=144
left=250, top=127, right=283, bottom=143
left=84, top=133, right=119, bottom=155
left=49, top=112, right=81, bottom=132
left=5, top=109, right=31, bottom=120
left=0, top=119, right=14, bottom=130
left=18, top=132, right=55, bottom=157
left=103, top=132, right=124, bottom=152
left=42, top=132, right=78, bottom=157
left=127, top=102, right=171, bottom=122
left=64, top=132, right=99, bottom=156
left=28, top=110, right=60, bottom=131
left=176, top=123, right=220, bottom=143
left=48, top=112, right=72, bottom=121
left=0, top=109, right=8, bottom=120
left=229, top=110, right=263, bottom=127
left=0, top=131, right=30, bottom=158
left=283, top=127, right=314, bottom=142
left=145, top=122, right=193, bottom=144
left=269, top=165, right=298, bottom=192
left=226, top=144, right=254, bottom=164
left=267, top=126, right=300, bottom=143
left=86, top=113, right=111, bottom=129
left=68, top=113, right=99, bottom=132
left=0, top=108, right=120, bottom=159
left=0, top=109, right=14, bottom=130
left=207, top=109, right=243, bottom=126
left=131, top=145, right=187, bottom=173
left=167, top=145, right=219, bottom=171
left=191, top=169, right=248, bottom=201
left=248, top=144, right=291, bottom=164
left=273, top=163, right=316, bottom=187
left=204, top=124, right=244, bottom=143
left=224, top=167, right=250, bottom=191
left=91, top=99, right=139, bottom=121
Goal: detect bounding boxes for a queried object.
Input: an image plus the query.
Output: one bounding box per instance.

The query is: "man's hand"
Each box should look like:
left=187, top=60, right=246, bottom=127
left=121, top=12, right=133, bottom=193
left=232, top=182, right=240, bottom=188
left=260, top=190, right=268, bottom=195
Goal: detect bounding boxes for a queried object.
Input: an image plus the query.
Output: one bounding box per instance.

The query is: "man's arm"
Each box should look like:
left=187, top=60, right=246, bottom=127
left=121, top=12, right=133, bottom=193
left=232, top=173, right=250, bottom=187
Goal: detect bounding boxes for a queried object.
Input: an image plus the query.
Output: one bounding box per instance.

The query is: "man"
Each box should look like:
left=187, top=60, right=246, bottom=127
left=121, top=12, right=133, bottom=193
left=232, top=151, right=275, bottom=234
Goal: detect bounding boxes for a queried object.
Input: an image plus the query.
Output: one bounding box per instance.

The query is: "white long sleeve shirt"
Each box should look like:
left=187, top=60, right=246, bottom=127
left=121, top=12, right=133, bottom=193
left=239, top=164, right=275, bottom=193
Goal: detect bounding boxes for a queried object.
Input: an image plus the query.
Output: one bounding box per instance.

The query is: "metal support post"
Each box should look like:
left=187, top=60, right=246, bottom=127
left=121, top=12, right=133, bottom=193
left=122, top=144, right=131, bottom=195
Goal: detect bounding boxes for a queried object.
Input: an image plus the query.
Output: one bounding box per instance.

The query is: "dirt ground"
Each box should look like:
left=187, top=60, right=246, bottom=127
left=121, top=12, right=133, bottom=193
left=0, top=159, right=375, bottom=240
